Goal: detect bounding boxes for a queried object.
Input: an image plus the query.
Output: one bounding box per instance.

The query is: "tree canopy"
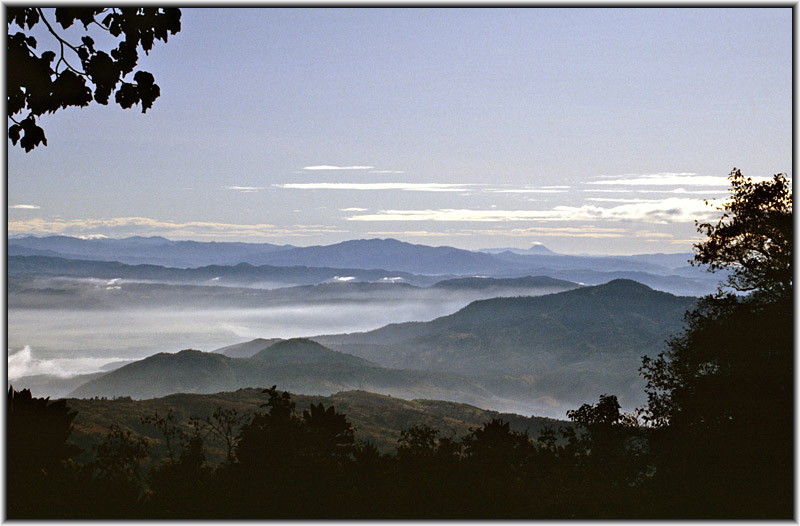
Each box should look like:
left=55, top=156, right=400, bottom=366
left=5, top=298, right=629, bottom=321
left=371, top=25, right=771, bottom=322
left=7, top=7, right=181, bottom=151
left=638, top=168, right=792, bottom=516
left=693, top=168, right=792, bottom=300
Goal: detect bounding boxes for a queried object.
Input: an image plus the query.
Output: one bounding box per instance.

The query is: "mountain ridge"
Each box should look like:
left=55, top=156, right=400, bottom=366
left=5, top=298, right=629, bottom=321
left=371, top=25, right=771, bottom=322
left=64, top=281, right=696, bottom=416
left=8, top=235, right=721, bottom=295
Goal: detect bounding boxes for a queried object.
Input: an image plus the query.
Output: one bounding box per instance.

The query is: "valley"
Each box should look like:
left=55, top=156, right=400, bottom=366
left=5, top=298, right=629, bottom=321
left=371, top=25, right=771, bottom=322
left=8, top=235, right=705, bottom=419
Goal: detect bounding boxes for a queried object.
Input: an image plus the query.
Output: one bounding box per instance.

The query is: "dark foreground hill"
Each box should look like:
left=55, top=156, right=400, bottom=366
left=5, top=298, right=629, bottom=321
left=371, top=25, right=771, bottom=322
left=65, top=388, right=568, bottom=460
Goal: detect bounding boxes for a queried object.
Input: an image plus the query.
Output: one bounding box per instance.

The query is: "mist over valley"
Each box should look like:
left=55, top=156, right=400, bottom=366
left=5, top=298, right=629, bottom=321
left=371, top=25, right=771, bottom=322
left=7, top=236, right=707, bottom=418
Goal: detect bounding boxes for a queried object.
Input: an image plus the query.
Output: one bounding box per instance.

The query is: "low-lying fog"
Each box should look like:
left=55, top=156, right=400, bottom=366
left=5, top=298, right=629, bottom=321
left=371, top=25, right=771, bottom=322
left=7, top=300, right=463, bottom=378
left=8, top=276, right=575, bottom=381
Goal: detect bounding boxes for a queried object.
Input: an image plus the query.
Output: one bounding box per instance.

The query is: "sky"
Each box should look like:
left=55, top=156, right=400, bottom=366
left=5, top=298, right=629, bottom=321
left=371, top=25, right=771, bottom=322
left=7, top=7, right=793, bottom=255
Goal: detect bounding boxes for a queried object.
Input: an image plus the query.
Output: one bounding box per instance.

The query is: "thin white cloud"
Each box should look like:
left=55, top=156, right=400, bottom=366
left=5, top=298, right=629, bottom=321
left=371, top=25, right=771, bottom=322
left=225, top=185, right=264, bottom=192
left=339, top=207, right=369, bottom=212
left=597, top=172, right=698, bottom=178
left=345, top=198, right=715, bottom=224
left=634, top=188, right=730, bottom=195
left=9, top=204, right=40, bottom=209
left=303, top=165, right=374, bottom=170
left=275, top=183, right=472, bottom=192
left=588, top=173, right=770, bottom=187
left=464, top=226, right=683, bottom=242
left=461, top=226, right=630, bottom=239
left=8, top=217, right=346, bottom=239
left=586, top=197, right=665, bottom=203
left=632, top=231, right=674, bottom=239
left=366, top=230, right=469, bottom=238
left=489, top=189, right=568, bottom=194
left=277, top=182, right=577, bottom=194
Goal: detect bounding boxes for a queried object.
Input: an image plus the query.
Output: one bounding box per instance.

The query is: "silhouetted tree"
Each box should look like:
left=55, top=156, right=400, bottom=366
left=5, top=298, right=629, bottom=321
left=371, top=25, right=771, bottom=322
left=566, top=393, right=641, bottom=461
left=693, top=168, right=792, bottom=300
left=462, top=418, right=533, bottom=463
left=202, top=406, right=245, bottom=464
left=226, top=386, right=358, bottom=518
left=396, top=424, right=439, bottom=460
left=86, top=424, right=150, bottom=517
left=7, top=387, right=82, bottom=518
left=145, top=416, right=213, bottom=518
left=459, top=419, right=535, bottom=517
left=234, top=386, right=303, bottom=470
left=8, top=7, right=181, bottom=151
left=301, top=402, right=355, bottom=459
left=639, top=169, right=792, bottom=518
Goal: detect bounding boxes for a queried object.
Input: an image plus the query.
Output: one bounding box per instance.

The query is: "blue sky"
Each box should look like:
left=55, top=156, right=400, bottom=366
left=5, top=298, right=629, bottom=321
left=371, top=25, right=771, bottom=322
left=8, top=7, right=792, bottom=254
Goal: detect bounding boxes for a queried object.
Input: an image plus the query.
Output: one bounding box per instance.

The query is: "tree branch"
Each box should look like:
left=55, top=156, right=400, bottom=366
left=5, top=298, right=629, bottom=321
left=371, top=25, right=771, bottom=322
left=36, top=8, right=88, bottom=77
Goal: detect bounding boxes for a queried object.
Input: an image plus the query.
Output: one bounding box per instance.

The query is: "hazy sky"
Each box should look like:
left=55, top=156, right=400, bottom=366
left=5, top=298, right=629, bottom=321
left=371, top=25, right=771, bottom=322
left=8, top=7, right=792, bottom=254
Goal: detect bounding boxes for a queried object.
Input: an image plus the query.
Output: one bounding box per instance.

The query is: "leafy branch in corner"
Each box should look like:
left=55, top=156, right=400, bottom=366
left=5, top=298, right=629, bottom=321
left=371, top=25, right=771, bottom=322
left=7, top=7, right=181, bottom=151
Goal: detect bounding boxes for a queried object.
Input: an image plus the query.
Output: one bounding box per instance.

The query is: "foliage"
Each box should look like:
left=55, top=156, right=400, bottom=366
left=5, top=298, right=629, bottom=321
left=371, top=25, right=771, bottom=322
left=7, top=387, right=82, bottom=518
left=7, top=386, right=81, bottom=474
left=10, top=376, right=793, bottom=518
left=92, top=423, right=149, bottom=483
left=693, top=168, right=792, bottom=300
left=396, top=424, right=441, bottom=460
left=7, top=7, right=181, bottom=151
left=462, top=418, right=533, bottom=463
left=638, top=168, right=793, bottom=517
left=202, top=406, right=245, bottom=463
left=641, top=168, right=792, bottom=429
left=85, top=424, right=150, bottom=516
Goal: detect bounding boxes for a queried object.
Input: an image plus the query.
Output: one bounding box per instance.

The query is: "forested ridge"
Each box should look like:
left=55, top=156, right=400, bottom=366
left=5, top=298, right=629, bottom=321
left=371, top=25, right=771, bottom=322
left=6, top=170, right=792, bottom=519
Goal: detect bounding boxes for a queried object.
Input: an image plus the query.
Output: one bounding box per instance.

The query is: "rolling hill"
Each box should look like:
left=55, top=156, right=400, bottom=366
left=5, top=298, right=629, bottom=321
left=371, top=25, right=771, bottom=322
left=65, top=281, right=696, bottom=417
left=317, top=279, right=695, bottom=371
left=64, top=388, right=571, bottom=461
left=69, top=339, right=511, bottom=412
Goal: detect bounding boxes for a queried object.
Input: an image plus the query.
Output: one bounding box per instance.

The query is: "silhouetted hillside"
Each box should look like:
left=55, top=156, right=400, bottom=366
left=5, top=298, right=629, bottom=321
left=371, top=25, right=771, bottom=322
left=65, top=388, right=570, bottom=460
left=69, top=340, right=508, bottom=411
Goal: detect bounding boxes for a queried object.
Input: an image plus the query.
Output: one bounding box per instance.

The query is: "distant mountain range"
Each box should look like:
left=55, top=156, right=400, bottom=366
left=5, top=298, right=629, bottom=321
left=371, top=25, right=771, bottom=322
left=9, top=235, right=724, bottom=295
left=57, top=280, right=696, bottom=417
left=9, top=265, right=580, bottom=311
left=9, top=235, right=710, bottom=417
left=477, top=244, right=558, bottom=256
left=8, top=255, right=442, bottom=289
left=8, top=235, right=293, bottom=268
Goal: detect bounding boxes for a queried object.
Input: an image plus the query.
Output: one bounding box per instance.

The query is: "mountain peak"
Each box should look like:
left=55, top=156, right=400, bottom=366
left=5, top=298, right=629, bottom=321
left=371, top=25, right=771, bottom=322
left=263, top=338, right=328, bottom=352
left=477, top=244, right=557, bottom=256
left=597, top=278, right=655, bottom=293
left=251, top=338, right=376, bottom=367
